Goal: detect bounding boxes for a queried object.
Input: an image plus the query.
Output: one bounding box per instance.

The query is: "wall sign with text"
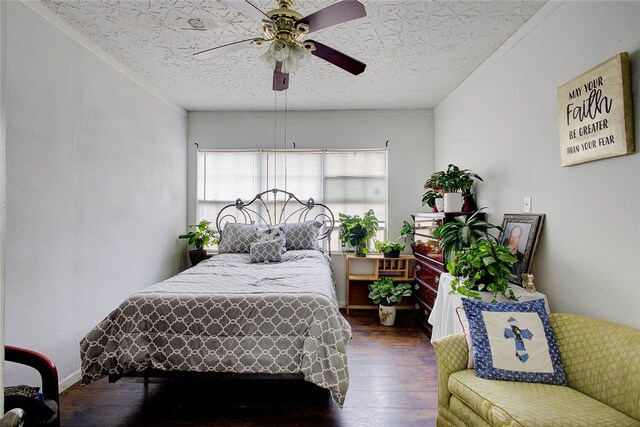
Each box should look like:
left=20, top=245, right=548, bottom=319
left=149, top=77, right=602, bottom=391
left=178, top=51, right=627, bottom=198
left=557, top=52, right=634, bottom=167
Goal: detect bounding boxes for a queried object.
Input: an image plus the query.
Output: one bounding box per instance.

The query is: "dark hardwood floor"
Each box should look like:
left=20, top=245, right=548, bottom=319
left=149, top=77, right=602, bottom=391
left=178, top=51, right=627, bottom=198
left=60, top=311, right=438, bottom=426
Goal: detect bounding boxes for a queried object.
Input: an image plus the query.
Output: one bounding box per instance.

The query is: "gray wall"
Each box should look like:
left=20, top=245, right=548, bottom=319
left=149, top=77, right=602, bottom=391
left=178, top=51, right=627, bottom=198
left=3, top=2, right=188, bottom=388
left=434, top=1, right=640, bottom=328
left=187, top=110, right=433, bottom=305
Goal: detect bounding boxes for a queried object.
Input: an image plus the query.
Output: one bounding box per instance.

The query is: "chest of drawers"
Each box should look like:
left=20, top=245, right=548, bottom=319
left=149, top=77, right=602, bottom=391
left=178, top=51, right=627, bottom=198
left=412, top=211, right=484, bottom=337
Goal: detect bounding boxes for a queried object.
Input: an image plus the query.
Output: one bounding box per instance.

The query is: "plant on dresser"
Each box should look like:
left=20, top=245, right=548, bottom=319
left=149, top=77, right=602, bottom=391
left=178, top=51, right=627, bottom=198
left=412, top=212, right=484, bottom=337
left=423, top=164, right=483, bottom=212
left=368, top=278, right=412, bottom=326
left=433, top=209, right=501, bottom=262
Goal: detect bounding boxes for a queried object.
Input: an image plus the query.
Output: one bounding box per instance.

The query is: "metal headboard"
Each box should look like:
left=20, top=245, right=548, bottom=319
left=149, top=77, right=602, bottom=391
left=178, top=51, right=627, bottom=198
left=215, top=188, right=335, bottom=251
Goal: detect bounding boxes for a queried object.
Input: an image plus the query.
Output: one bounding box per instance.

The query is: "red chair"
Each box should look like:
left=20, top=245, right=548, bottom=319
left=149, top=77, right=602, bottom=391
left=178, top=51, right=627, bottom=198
left=3, top=346, right=60, bottom=427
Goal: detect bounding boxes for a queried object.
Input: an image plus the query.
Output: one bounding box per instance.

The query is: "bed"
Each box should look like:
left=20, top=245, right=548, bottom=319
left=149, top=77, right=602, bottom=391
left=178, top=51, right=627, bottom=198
left=80, top=189, right=352, bottom=405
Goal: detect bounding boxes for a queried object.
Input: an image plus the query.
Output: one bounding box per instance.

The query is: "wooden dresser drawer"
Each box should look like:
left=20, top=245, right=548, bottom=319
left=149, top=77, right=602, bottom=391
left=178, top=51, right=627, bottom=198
left=414, top=281, right=438, bottom=309
left=414, top=260, right=441, bottom=289
left=415, top=297, right=433, bottom=338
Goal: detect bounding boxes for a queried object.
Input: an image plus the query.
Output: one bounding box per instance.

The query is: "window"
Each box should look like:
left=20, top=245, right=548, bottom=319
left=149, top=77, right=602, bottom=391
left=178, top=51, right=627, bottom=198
left=196, top=149, right=387, bottom=251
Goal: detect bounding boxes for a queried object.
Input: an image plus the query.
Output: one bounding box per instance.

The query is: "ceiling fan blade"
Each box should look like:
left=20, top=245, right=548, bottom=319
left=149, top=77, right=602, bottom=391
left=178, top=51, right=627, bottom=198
left=273, top=61, right=289, bottom=91
left=221, top=0, right=272, bottom=23
left=193, top=39, right=258, bottom=61
left=298, top=0, right=366, bottom=34
left=308, top=40, right=366, bottom=75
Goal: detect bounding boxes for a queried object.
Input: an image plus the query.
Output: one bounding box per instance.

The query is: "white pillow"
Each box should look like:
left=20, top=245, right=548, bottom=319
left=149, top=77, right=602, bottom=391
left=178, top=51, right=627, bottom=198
left=257, top=224, right=287, bottom=252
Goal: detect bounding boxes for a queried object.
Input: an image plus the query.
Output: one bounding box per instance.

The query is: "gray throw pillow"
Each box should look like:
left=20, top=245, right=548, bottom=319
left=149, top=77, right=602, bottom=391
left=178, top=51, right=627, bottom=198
left=250, top=240, right=284, bottom=263
left=284, top=221, right=322, bottom=250
left=218, top=223, right=257, bottom=253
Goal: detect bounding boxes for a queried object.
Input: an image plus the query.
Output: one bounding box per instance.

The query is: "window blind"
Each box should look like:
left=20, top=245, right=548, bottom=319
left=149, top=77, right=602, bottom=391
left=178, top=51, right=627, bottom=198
left=196, top=149, right=387, bottom=251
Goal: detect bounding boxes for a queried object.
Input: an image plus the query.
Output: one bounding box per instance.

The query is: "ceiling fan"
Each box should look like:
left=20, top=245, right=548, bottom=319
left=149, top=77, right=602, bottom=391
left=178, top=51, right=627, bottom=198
left=194, top=0, right=367, bottom=91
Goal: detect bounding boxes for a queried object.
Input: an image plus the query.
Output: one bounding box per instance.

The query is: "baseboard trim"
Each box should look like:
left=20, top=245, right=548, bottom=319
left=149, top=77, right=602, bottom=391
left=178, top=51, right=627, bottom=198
left=59, top=369, right=81, bottom=393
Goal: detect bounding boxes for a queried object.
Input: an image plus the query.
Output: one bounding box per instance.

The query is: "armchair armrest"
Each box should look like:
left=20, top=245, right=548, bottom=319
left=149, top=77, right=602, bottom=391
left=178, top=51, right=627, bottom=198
left=432, top=333, right=469, bottom=409
left=4, top=346, right=59, bottom=427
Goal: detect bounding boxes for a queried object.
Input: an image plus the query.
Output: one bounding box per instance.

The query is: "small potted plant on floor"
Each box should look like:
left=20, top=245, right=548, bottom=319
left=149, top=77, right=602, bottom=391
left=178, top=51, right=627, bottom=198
left=338, top=210, right=378, bottom=257
left=368, top=278, right=412, bottom=326
left=179, top=220, right=218, bottom=266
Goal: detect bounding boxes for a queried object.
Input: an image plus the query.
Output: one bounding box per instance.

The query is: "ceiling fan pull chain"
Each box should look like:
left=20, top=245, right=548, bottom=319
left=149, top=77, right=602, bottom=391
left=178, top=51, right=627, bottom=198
left=284, top=90, right=288, bottom=192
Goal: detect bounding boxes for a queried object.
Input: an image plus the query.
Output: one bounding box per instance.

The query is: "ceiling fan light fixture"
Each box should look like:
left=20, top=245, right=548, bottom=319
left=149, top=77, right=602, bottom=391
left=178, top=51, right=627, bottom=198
left=290, top=43, right=310, bottom=66
left=194, top=0, right=368, bottom=90
left=284, top=54, right=298, bottom=73
left=269, top=39, right=290, bottom=61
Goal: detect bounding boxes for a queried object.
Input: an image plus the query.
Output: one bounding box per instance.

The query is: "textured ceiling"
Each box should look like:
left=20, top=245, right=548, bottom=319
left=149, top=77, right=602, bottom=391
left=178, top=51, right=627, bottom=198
left=41, top=0, right=545, bottom=111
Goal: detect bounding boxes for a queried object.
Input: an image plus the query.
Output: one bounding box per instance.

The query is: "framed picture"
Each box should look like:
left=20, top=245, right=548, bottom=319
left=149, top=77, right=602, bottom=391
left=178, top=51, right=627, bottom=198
left=497, top=214, right=545, bottom=287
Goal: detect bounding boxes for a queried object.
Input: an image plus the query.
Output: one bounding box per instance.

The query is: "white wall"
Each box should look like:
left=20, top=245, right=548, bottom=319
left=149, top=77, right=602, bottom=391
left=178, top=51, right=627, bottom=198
left=188, top=110, right=433, bottom=305
left=434, top=1, right=640, bottom=328
left=3, top=2, right=188, bottom=388
left=0, top=1, right=6, bottom=411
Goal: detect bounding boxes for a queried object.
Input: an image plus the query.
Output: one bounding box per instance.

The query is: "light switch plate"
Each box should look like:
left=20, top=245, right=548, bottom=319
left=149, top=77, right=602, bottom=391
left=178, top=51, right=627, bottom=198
left=524, top=196, right=532, bottom=213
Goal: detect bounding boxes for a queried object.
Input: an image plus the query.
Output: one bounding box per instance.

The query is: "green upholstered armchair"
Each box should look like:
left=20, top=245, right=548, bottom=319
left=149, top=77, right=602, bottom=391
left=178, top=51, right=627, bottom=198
left=433, top=313, right=640, bottom=426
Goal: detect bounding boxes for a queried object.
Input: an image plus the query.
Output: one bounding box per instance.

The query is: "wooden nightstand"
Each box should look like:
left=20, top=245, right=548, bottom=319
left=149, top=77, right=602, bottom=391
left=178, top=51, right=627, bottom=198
left=345, top=254, right=414, bottom=314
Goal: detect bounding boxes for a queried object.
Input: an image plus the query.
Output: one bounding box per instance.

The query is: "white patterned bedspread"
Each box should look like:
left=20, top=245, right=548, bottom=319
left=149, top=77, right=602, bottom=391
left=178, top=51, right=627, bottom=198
left=80, top=250, right=352, bottom=405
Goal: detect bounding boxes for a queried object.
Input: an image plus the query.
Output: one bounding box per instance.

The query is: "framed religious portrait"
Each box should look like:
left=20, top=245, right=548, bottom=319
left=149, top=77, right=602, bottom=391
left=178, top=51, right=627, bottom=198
left=497, top=214, right=545, bottom=287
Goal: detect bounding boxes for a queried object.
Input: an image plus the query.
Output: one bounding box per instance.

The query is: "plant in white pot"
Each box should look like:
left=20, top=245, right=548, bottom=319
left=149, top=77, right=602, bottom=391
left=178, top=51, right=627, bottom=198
left=368, top=278, right=412, bottom=326
left=178, top=220, right=218, bottom=266
left=440, top=164, right=483, bottom=213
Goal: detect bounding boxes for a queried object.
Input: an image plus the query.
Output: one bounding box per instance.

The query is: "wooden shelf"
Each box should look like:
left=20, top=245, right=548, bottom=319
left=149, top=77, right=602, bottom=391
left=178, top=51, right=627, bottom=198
left=345, top=254, right=415, bottom=314
left=348, top=275, right=409, bottom=281
left=348, top=304, right=416, bottom=311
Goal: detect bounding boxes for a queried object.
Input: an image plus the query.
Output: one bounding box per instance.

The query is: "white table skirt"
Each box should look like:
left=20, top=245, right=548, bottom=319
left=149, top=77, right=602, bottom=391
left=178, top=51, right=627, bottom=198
left=428, top=272, right=550, bottom=342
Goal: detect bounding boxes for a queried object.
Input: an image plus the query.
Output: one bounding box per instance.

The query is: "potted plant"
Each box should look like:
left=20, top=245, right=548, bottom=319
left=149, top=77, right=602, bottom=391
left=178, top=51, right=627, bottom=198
left=179, top=220, right=218, bottom=266
left=440, top=164, right=483, bottom=212
left=433, top=209, right=502, bottom=263
left=421, top=189, right=443, bottom=212
left=374, top=240, right=405, bottom=258
left=447, top=240, right=518, bottom=302
left=338, top=210, right=378, bottom=257
left=422, top=171, right=446, bottom=212
left=398, top=218, right=415, bottom=244
left=368, top=278, right=412, bottom=326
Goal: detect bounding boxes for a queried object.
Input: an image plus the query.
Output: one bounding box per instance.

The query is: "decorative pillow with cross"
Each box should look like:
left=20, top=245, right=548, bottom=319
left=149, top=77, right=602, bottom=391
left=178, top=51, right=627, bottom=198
left=461, top=298, right=568, bottom=385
